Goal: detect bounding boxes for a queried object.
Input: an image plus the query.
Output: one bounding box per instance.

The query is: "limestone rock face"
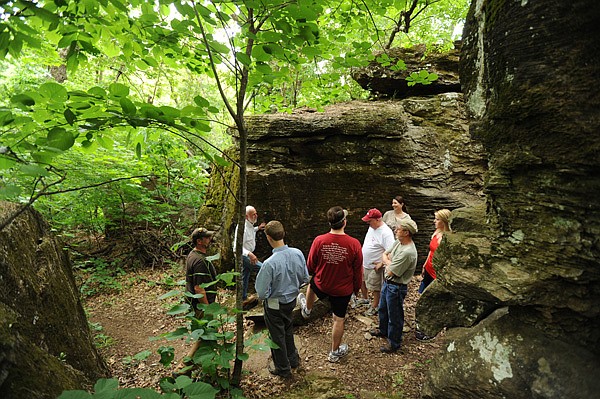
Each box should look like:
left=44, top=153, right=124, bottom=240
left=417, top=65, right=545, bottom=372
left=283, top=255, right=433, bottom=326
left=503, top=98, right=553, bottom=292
left=418, top=1, right=600, bottom=397
left=0, top=202, right=107, bottom=398
left=351, top=45, right=461, bottom=98
left=207, top=96, right=486, bottom=271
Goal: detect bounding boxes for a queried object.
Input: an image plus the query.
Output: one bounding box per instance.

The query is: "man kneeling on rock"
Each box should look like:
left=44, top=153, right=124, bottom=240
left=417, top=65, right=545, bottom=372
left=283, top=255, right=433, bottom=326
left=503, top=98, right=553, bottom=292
left=255, top=220, right=309, bottom=378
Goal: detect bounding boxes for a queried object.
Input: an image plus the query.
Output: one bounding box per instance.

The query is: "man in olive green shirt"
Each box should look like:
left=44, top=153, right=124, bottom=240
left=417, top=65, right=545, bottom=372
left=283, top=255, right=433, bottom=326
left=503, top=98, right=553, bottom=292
left=371, top=219, right=418, bottom=353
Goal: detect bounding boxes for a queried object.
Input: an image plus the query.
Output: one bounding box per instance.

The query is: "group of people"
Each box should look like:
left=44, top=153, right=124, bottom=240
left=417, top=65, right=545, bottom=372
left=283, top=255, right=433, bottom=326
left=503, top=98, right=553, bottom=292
left=184, top=198, right=452, bottom=379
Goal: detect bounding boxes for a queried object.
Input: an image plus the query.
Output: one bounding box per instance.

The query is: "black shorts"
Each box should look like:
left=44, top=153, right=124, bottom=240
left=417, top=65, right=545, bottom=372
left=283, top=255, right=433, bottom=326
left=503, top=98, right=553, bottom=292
left=310, top=278, right=352, bottom=318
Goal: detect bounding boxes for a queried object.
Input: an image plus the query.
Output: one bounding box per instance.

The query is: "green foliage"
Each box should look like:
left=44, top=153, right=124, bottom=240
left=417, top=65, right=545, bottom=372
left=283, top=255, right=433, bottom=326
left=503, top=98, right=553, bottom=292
left=89, top=321, right=114, bottom=349
left=0, top=0, right=467, bottom=236
left=406, top=70, right=439, bottom=86
left=122, top=349, right=153, bottom=366
left=58, top=377, right=219, bottom=399
left=77, top=258, right=125, bottom=297
left=156, top=272, right=268, bottom=393
left=62, top=271, right=260, bottom=398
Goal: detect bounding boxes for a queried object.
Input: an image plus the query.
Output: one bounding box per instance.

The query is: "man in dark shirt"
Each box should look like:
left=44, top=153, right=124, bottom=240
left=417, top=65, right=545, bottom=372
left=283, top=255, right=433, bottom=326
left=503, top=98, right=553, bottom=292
left=176, top=227, right=216, bottom=375
left=186, top=227, right=217, bottom=312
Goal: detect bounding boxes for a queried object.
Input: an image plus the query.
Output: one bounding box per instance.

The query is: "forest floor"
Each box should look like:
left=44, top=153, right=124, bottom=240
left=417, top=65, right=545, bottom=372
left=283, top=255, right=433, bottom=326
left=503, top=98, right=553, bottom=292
left=84, top=266, right=445, bottom=399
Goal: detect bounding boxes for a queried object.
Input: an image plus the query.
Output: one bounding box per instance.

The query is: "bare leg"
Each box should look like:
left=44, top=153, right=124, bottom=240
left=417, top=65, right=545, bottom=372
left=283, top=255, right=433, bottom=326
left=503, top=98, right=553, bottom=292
left=185, top=341, right=200, bottom=361
left=305, top=284, right=316, bottom=311
left=360, top=281, right=368, bottom=299
left=372, top=290, right=381, bottom=310
left=331, top=314, right=345, bottom=352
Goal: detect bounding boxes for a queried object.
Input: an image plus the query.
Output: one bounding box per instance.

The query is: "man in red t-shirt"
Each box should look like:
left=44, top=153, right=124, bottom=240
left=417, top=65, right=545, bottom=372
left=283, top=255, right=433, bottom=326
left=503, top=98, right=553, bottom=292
left=298, top=206, right=363, bottom=363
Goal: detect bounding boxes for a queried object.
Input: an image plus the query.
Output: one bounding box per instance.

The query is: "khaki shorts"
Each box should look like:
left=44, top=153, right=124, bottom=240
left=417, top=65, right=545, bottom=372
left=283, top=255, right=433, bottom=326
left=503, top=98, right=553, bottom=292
left=364, top=267, right=384, bottom=291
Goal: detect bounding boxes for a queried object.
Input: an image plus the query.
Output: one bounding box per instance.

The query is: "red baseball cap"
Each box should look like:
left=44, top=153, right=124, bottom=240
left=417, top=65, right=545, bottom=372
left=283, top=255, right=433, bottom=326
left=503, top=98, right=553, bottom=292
left=361, top=208, right=382, bottom=221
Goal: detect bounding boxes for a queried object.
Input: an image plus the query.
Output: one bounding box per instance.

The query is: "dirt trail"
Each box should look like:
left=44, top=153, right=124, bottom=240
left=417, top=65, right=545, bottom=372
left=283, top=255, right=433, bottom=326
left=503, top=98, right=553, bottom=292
left=86, top=268, right=444, bottom=398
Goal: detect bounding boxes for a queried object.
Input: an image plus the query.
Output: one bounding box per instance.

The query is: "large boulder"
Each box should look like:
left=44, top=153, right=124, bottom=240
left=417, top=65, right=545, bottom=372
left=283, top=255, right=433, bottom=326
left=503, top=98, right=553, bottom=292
left=418, top=1, right=600, bottom=397
left=423, top=308, right=600, bottom=399
left=0, top=202, right=108, bottom=398
left=202, top=95, right=486, bottom=271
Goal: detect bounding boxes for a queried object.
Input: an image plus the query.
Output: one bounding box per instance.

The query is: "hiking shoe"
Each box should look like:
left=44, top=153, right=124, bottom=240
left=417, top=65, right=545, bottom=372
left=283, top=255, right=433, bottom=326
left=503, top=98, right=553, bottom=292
left=242, top=296, right=259, bottom=311
left=365, top=306, right=378, bottom=317
left=297, top=293, right=311, bottom=319
left=356, top=298, right=370, bottom=306
left=268, top=362, right=292, bottom=378
left=350, top=294, right=358, bottom=309
left=369, top=328, right=385, bottom=337
left=327, top=343, right=349, bottom=363
left=415, top=330, right=434, bottom=341
left=380, top=343, right=400, bottom=353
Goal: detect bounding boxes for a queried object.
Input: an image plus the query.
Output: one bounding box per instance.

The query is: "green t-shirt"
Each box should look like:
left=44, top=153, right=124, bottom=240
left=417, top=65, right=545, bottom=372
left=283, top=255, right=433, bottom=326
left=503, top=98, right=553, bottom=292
left=385, top=240, right=417, bottom=285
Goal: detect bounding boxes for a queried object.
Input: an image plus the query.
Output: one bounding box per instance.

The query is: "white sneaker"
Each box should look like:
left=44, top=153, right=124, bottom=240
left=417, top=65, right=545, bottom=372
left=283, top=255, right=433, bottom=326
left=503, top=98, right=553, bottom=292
left=365, top=306, right=378, bottom=317
left=297, top=293, right=311, bottom=319
left=356, top=298, right=370, bottom=306
left=328, top=343, right=349, bottom=363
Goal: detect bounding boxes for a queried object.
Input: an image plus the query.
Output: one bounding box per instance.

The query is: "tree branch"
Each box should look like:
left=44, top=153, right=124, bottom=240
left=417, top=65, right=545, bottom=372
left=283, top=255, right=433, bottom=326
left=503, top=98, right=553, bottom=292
left=0, top=174, right=152, bottom=232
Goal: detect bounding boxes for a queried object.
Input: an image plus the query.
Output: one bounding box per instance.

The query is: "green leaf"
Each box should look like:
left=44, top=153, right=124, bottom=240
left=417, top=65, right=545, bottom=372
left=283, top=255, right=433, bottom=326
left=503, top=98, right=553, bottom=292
left=0, top=156, right=16, bottom=169
left=194, top=96, right=209, bottom=108
left=94, top=378, right=119, bottom=394
left=32, top=151, right=58, bottom=164
left=213, top=154, right=230, bottom=167
left=159, top=106, right=180, bottom=118
left=66, top=51, right=79, bottom=73
left=88, top=86, right=107, bottom=98
left=8, top=34, right=23, bottom=58
left=57, top=390, right=92, bottom=399
left=0, top=32, right=11, bottom=52
left=0, top=110, right=14, bottom=126
left=167, top=303, right=190, bottom=315
left=235, top=52, right=251, bottom=67
left=80, top=139, right=98, bottom=153
left=32, top=6, right=60, bottom=25
left=301, top=46, right=320, bottom=57
left=135, top=142, right=142, bottom=159
left=182, top=381, right=219, bottom=398
left=64, top=108, right=76, bottom=125
left=47, top=127, right=75, bottom=151
left=20, top=164, right=49, bottom=177
left=133, top=350, right=152, bottom=361
left=162, top=327, right=188, bottom=340
left=11, top=94, right=35, bottom=108
left=157, top=346, right=175, bottom=367
left=158, top=290, right=181, bottom=300
left=174, top=375, right=194, bottom=389
left=39, top=82, right=68, bottom=102
left=108, top=83, right=130, bottom=98
left=252, top=45, right=271, bottom=62
left=120, top=98, right=136, bottom=115
left=96, top=136, right=114, bottom=150
left=0, top=184, right=21, bottom=199
left=114, top=388, right=161, bottom=399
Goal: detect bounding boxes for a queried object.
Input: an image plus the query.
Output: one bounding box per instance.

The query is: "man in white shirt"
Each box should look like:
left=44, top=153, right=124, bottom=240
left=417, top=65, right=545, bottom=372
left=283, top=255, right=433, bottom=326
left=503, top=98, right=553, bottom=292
left=234, top=205, right=266, bottom=303
left=360, top=208, right=395, bottom=316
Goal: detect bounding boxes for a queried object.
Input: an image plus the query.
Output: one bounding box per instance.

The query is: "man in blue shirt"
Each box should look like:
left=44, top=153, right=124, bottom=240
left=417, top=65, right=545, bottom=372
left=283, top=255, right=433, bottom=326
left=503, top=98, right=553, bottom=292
left=255, top=220, right=309, bottom=378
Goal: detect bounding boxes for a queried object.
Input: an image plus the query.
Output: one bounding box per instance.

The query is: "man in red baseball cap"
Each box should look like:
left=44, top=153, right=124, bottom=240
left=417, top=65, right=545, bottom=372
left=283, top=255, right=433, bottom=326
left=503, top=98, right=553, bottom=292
left=360, top=208, right=395, bottom=317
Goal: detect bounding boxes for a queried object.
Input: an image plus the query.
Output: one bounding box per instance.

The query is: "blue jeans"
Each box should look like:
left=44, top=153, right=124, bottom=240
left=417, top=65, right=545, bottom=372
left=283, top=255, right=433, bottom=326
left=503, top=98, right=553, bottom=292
left=378, top=281, right=407, bottom=350
left=242, top=255, right=262, bottom=300
left=418, top=269, right=434, bottom=293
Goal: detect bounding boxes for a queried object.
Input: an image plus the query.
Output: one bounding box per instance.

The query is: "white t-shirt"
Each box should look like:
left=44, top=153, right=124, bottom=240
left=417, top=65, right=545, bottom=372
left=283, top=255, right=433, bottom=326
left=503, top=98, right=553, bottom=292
left=362, top=224, right=395, bottom=269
